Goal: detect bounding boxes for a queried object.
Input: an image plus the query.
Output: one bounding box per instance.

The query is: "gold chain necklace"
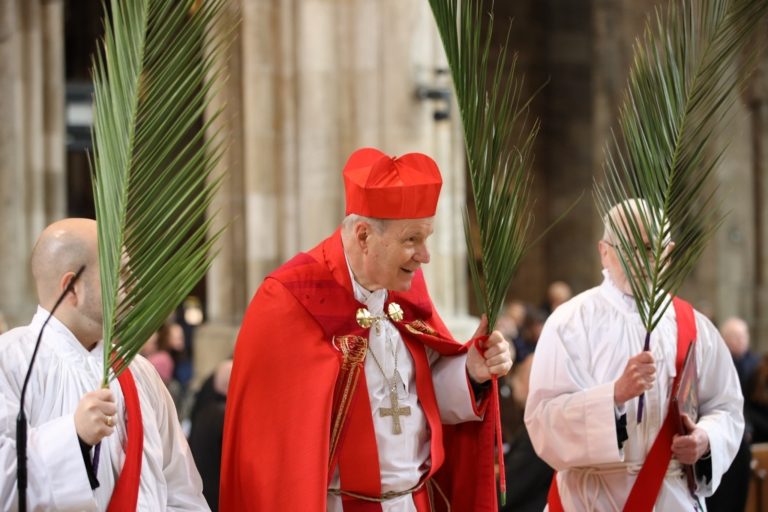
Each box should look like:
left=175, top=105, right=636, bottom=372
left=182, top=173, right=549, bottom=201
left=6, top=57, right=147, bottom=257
left=367, top=333, right=400, bottom=393
left=358, top=307, right=411, bottom=434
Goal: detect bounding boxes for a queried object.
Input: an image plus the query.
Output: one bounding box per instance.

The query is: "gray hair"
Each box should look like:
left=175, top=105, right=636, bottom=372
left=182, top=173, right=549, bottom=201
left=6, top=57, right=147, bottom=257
left=341, top=214, right=390, bottom=234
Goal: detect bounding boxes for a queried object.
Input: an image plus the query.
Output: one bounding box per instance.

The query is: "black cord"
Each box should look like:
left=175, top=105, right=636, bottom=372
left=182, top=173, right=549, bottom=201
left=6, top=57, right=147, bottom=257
left=16, top=265, right=86, bottom=512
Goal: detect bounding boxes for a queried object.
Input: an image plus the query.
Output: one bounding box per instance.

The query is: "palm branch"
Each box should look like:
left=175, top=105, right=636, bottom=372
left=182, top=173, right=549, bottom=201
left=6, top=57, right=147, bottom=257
left=428, top=0, right=538, bottom=330
left=428, top=0, right=539, bottom=504
left=91, top=0, right=228, bottom=386
left=594, top=0, right=767, bottom=421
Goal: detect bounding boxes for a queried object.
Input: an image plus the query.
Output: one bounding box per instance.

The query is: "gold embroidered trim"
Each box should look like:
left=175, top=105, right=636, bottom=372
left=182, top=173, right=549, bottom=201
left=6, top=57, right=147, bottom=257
left=404, top=320, right=437, bottom=337
left=329, top=335, right=368, bottom=464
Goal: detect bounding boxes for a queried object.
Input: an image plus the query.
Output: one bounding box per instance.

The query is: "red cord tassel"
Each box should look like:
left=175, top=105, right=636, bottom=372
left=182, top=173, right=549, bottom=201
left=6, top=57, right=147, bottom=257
left=473, top=333, right=507, bottom=505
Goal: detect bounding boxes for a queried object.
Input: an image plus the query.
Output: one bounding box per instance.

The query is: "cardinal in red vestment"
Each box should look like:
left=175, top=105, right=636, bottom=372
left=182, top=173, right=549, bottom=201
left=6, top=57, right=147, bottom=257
left=220, top=147, right=513, bottom=511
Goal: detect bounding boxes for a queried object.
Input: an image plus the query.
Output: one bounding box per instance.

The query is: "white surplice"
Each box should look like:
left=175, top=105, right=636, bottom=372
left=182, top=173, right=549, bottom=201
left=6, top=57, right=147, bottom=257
left=525, top=272, right=744, bottom=511
left=327, top=268, right=482, bottom=512
left=0, top=307, right=208, bottom=511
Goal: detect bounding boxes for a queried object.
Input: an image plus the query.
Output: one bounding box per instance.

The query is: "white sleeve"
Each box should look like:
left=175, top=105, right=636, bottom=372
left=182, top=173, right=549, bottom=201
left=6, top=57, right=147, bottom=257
left=524, top=315, right=623, bottom=470
left=0, top=392, right=96, bottom=511
left=140, top=364, right=209, bottom=511
left=431, top=352, right=483, bottom=424
left=693, top=315, right=745, bottom=496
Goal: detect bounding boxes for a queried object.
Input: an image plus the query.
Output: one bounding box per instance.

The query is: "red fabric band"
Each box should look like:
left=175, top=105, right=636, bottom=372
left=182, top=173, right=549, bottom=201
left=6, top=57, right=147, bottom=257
left=107, top=368, right=143, bottom=512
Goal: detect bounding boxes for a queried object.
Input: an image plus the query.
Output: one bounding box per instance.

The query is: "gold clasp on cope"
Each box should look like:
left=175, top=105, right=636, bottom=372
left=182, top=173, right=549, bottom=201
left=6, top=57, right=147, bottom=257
left=387, top=302, right=404, bottom=322
left=356, top=308, right=375, bottom=329
left=355, top=302, right=404, bottom=330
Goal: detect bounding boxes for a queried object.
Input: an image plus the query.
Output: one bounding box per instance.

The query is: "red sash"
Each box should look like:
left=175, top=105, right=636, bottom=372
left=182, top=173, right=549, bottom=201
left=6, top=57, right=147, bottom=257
left=107, top=368, right=144, bottom=511
left=547, top=297, right=696, bottom=511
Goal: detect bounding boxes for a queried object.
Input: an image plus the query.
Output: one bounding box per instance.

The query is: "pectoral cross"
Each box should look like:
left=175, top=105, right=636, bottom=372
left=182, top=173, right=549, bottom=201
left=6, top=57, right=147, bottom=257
left=379, top=389, right=411, bottom=435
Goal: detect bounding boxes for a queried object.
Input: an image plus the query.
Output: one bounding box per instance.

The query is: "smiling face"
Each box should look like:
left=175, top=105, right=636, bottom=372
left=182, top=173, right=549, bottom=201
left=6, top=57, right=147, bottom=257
left=354, top=217, right=434, bottom=292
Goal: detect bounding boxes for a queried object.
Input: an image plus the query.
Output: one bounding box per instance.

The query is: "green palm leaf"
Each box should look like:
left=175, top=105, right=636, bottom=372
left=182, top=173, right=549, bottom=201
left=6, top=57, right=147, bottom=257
left=594, top=0, right=767, bottom=419
left=428, top=2, right=539, bottom=505
left=428, top=1, right=538, bottom=330
left=91, top=0, right=228, bottom=386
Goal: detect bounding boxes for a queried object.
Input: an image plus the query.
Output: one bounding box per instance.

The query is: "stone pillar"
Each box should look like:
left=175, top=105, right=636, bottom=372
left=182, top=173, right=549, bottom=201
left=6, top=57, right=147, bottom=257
left=710, top=85, right=754, bottom=326
left=0, top=0, right=64, bottom=327
left=196, top=0, right=256, bottom=381
left=205, top=0, right=248, bottom=327
left=0, top=0, right=29, bottom=326
left=41, top=0, right=66, bottom=222
left=750, top=21, right=768, bottom=348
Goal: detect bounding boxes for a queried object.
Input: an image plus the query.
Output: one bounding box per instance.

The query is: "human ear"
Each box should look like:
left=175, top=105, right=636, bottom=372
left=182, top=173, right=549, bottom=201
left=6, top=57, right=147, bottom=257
left=59, top=271, right=79, bottom=306
left=597, top=240, right=608, bottom=258
left=354, top=223, right=369, bottom=248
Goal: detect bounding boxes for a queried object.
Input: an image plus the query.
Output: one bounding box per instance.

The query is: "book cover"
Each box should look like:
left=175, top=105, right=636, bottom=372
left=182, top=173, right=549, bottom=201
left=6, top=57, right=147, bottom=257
left=671, top=341, right=698, bottom=495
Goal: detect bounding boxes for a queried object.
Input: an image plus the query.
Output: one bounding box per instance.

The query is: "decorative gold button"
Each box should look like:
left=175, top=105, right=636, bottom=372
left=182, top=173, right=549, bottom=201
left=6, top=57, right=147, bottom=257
left=387, top=302, right=404, bottom=322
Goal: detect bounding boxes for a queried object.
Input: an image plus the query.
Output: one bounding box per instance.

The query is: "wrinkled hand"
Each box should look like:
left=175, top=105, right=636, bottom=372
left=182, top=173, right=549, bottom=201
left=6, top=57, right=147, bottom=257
left=466, top=315, right=514, bottom=384
left=74, top=388, right=117, bottom=446
left=672, top=414, right=710, bottom=465
left=614, top=351, right=655, bottom=406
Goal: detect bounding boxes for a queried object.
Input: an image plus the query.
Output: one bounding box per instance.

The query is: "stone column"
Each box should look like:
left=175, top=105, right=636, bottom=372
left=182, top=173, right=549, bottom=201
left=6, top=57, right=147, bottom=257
left=0, top=0, right=66, bottom=327
left=41, top=0, right=66, bottom=221
left=206, top=0, right=248, bottom=327
left=750, top=22, right=768, bottom=348
left=196, top=0, right=263, bottom=381
left=0, top=0, right=65, bottom=326
left=711, top=84, right=754, bottom=326
left=20, top=0, right=46, bottom=239
left=540, top=1, right=600, bottom=295
left=0, top=0, right=30, bottom=326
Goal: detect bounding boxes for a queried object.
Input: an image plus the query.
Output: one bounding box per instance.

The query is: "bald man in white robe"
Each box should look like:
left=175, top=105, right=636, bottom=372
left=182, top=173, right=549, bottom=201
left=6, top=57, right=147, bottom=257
left=0, top=218, right=208, bottom=511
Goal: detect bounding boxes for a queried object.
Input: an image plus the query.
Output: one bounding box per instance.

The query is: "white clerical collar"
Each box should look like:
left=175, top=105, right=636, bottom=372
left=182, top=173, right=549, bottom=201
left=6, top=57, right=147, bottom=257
left=343, top=254, right=388, bottom=312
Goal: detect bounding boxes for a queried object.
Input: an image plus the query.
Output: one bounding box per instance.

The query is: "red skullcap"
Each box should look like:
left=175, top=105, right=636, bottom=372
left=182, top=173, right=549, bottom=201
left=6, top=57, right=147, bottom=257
left=343, top=147, right=443, bottom=219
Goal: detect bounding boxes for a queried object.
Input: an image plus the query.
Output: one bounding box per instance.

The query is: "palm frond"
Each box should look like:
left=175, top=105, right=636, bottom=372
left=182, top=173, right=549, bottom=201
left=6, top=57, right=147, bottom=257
left=91, top=0, right=228, bottom=385
left=429, top=0, right=539, bottom=329
left=595, top=0, right=766, bottom=335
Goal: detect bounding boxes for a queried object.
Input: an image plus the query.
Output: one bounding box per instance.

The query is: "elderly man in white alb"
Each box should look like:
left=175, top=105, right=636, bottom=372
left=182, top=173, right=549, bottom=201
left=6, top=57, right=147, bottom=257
left=525, top=200, right=743, bottom=511
left=0, top=218, right=208, bottom=511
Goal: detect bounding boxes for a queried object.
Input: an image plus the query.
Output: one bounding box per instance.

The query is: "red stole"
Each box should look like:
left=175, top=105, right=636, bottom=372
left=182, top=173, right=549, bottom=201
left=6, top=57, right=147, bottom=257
left=107, top=368, right=144, bottom=511
left=270, top=230, right=492, bottom=511
left=547, top=297, right=697, bottom=511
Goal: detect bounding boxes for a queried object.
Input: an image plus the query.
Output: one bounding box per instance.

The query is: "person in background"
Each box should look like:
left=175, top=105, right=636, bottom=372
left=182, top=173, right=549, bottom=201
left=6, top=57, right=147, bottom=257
left=720, top=317, right=760, bottom=398
left=705, top=317, right=754, bottom=511
left=543, top=280, right=572, bottom=316
left=496, top=300, right=527, bottom=342
left=189, top=359, right=232, bottom=511
left=140, top=328, right=176, bottom=385
left=515, top=306, right=547, bottom=364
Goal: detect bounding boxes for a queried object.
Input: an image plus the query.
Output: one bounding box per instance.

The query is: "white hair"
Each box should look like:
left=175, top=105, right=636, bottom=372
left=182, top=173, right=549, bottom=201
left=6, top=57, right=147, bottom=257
left=341, top=214, right=390, bottom=234
left=602, top=198, right=670, bottom=245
